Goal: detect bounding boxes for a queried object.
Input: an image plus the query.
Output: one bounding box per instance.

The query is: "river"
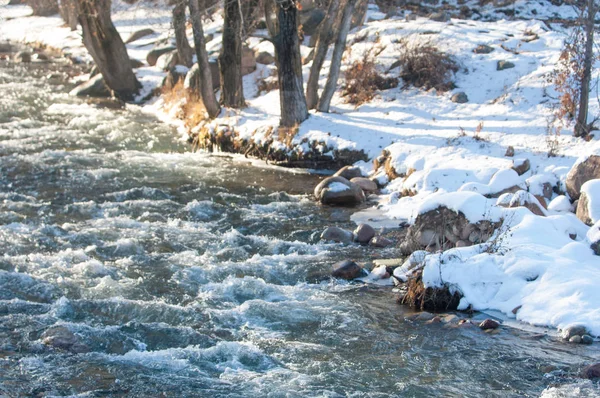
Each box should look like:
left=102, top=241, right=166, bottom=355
left=0, top=55, right=598, bottom=397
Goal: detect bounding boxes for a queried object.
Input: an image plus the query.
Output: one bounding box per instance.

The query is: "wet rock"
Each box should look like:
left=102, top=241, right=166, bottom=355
left=242, top=47, right=257, bottom=76
left=582, top=335, right=594, bottom=345
left=321, top=226, right=354, bottom=244
left=582, top=363, right=600, bottom=379
left=125, top=28, right=155, bottom=44
left=369, top=236, right=392, bottom=248
left=505, top=146, right=515, bottom=157
left=451, top=92, right=468, bottom=104
left=314, top=176, right=366, bottom=206
left=479, top=319, right=500, bottom=330
left=350, top=177, right=377, bottom=192
left=561, top=325, right=588, bottom=340
left=473, top=44, right=494, bottom=54
left=334, top=165, right=363, bottom=180
left=41, top=326, right=89, bottom=353
left=512, top=158, right=530, bottom=176
left=566, top=155, right=600, bottom=200
left=156, top=51, right=179, bottom=71
left=354, top=223, right=376, bottom=244
left=497, top=60, right=515, bottom=71
left=416, top=311, right=436, bottom=321
left=147, top=45, right=176, bottom=67
left=331, top=260, right=363, bottom=280
left=69, top=74, right=111, bottom=98
left=14, top=51, right=31, bottom=63
left=256, top=51, right=275, bottom=65
left=569, top=335, right=583, bottom=344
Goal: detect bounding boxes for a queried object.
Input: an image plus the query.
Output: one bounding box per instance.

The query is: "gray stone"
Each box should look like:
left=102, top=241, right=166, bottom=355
left=242, top=46, right=257, bottom=76
left=416, top=311, right=436, bottom=321
left=334, top=165, right=363, bottom=180
left=369, top=236, right=393, bottom=248
left=351, top=177, right=378, bottom=192
left=569, top=335, right=583, bottom=344
left=161, top=66, right=188, bottom=91
left=417, top=229, right=438, bottom=247
left=582, top=363, right=600, bottom=379
left=14, top=51, right=31, bottom=63
left=314, top=176, right=366, bottom=206
left=455, top=240, right=470, bottom=247
left=429, top=12, right=450, bottom=22
left=69, top=74, right=111, bottom=98
left=147, top=45, right=176, bottom=67
left=473, top=44, right=494, bottom=54
left=321, top=226, right=354, bottom=244
left=566, top=155, right=600, bottom=200
left=256, top=51, right=275, bottom=65
left=354, top=223, right=376, bottom=244
left=497, top=60, right=515, bottom=71
left=331, top=260, right=363, bottom=280
left=156, top=51, right=179, bottom=71
left=582, top=335, right=594, bottom=345
left=561, top=325, right=588, bottom=340
left=479, top=319, right=500, bottom=330
left=512, top=158, right=530, bottom=176
left=41, top=325, right=89, bottom=353
left=451, top=92, right=468, bottom=104
left=124, top=28, right=156, bottom=44
left=576, top=191, right=594, bottom=226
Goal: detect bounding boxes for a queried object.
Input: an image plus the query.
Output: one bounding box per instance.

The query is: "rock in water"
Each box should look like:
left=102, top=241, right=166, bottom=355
left=479, top=319, right=500, bottom=330
left=321, top=226, right=354, bottom=244
left=331, top=260, right=363, bottom=280
left=582, top=363, right=600, bottom=379
left=354, top=223, right=376, bottom=244
left=314, top=176, right=365, bottom=206
left=561, top=325, right=588, bottom=340
left=350, top=177, right=378, bottom=192
left=334, top=165, right=363, bottom=180
left=69, top=74, right=111, bottom=98
left=369, top=236, right=392, bottom=247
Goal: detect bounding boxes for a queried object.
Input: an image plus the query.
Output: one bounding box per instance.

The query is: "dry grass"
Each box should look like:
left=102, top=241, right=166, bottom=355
left=342, top=52, right=399, bottom=105
left=401, top=270, right=462, bottom=311
left=161, top=80, right=209, bottom=130
left=397, top=39, right=459, bottom=92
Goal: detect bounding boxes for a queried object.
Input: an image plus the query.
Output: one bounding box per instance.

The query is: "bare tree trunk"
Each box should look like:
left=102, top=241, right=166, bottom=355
left=26, top=0, right=58, bottom=16
left=272, top=0, right=308, bottom=127
left=317, top=0, right=357, bottom=113
left=219, top=0, right=245, bottom=108
left=188, top=0, right=221, bottom=118
left=306, top=0, right=340, bottom=110
left=172, top=0, right=194, bottom=67
left=76, top=0, right=140, bottom=101
left=575, top=0, right=597, bottom=137
left=59, top=0, right=78, bottom=30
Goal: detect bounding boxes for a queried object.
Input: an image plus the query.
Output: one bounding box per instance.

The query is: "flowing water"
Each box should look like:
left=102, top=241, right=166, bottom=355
left=0, top=57, right=599, bottom=398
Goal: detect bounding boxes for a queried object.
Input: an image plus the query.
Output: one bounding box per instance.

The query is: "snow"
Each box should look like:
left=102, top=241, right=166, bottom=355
left=326, top=182, right=350, bottom=192
left=581, top=179, right=600, bottom=224
left=3, top=0, right=600, bottom=336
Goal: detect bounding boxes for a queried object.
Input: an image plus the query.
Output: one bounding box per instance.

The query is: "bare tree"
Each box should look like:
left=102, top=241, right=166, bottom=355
left=574, top=0, right=599, bottom=137
left=75, top=0, right=140, bottom=101
left=188, top=0, right=221, bottom=118
left=317, top=0, right=361, bottom=113
left=59, top=0, right=78, bottom=30
left=171, top=0, right=194, bottom=68
left=219, top=0, right=245, bottom=108
left=267, top=0, right=308, bottom=127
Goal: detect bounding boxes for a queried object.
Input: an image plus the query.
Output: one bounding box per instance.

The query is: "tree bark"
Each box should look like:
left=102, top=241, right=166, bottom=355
left=575, top=0, right=597, bottom=137
left=76, top=0, right=140, bottom=101
left=317, top=0, right=357, bottom=113
left=188, top=0, right=221, bottom=118
left=272, top=0, right=308, bottom=127
left=219, top=0, right=245, bottom=108
left=59, top=0, right=78, bottom=30
left=306, top=0, right=341, bottom=110
left=172, top=0, right=194, bottom=67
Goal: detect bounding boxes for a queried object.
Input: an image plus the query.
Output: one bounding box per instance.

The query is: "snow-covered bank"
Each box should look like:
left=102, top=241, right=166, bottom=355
left=2, top=0, right=600, bottom=338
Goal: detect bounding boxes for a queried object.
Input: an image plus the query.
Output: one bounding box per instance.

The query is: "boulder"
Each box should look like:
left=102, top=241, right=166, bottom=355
left=256, top=51, right=275, bottom=65
left=314, top=176, right=366, bottom=206
left=369, top=236, right=393, bottom=247
left=429, top=11, right=450, bottom=22
left=147, top=45, right=176, bottom=67
left=41, top=325, right=89, bottom=353
left=14, top=51, right=31, bottom=63
left=124, top=28, right=156, bottom=44
left=350, top=177, right=378, bottom=192
left=582, top=363, right=600, bottom=379
left=321, top=226, right=354, bottom=244
left=479, top=319, right=500, bottom=330
left=473, top=44, right=494, bottom=54
left=561, top=325, right=588, bottom=340
left=184, top=62, right=220, bottom=92
left=331, top=260, right=363, bottom=280
left=156, top=51, right=179, bottom=71
left=334, top=165, right=363, bottom=180
left=354, top=223, right=376, bottom=244
left=576, top=188, right=595, bottom=226
left=566, top=155, right=600, bottom=200
left=512, top=158, right=530, bottom=176
left=69, top=74, right=111, bottom=98
left=451, top=92, right=468, bottom=104
left=501, top=190, right=547, bottom=216
left=242, top=47, right=257, bottom=76
left=497, top=60, right=515, bottom=71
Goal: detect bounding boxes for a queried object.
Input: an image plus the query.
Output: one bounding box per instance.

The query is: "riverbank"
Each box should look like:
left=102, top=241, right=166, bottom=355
left=2, top=0, right=600, bottom=341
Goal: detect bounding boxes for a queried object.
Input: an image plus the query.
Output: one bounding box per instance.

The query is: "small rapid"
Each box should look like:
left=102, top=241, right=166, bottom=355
left=0, top=57, right=598, bottom=397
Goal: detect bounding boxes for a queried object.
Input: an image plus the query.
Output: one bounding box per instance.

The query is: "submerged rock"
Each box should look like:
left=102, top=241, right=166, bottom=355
left=321, top=226, right=354, bottom=244
left=41, top=325, right=89, bottom=353
left=582, top=363, right=600, bottom=379
left=331, top=260, right=363, bottom=280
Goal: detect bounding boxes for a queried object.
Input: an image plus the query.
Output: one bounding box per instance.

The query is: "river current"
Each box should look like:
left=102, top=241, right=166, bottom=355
left=0, top=57, right=598, bottom=397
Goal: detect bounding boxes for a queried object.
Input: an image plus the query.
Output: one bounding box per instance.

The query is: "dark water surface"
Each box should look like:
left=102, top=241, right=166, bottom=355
left=0, top=59, right=598, bottom=398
